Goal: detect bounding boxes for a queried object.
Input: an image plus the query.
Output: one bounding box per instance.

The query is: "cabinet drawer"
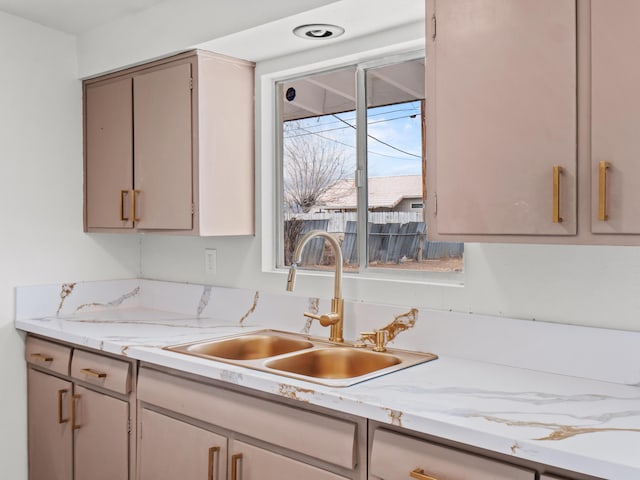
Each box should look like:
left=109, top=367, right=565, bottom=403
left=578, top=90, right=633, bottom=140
left=26, top=336, right=71, bottom=376
left=138, top=367, right=357, bottom=469
left=370, top=429, right=534, bottom=480
left=71, top=349, right=131, bottom=394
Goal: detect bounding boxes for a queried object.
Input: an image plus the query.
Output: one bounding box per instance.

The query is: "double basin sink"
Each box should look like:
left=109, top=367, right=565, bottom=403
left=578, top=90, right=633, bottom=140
left=165, top=329, right=437, bottom=387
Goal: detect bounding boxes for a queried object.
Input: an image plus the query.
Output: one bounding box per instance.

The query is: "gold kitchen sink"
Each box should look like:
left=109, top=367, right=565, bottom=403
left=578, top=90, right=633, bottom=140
left=164, top=330, right=437, bottom=387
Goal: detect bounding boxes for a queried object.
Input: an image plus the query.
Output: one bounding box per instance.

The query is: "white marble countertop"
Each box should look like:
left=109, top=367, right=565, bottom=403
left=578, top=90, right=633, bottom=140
left=16, top=306, right=640, bottom=480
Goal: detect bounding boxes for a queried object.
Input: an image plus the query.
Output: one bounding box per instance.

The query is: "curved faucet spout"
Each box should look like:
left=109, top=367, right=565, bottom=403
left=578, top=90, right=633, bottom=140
left=285, top=230, right=344, bottom=343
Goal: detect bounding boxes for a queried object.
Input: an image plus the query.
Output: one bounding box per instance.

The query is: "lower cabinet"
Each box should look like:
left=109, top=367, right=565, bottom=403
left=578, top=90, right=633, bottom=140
left=25, top=336, right=135, bottom=480
left=137, top=366, right=363, bottom=480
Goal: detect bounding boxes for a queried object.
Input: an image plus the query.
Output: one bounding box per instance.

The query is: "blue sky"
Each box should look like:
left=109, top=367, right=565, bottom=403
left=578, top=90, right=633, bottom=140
left=283, top=101, right=423, bottom=178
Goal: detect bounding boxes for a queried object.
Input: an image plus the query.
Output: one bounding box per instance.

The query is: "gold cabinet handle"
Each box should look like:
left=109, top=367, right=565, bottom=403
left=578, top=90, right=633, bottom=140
left=79, top=368, right=107, bottom=379
left=410, top=468, right=439, bottom=480
left=598, top=161, right=611, bottom=221
left=231, top=453, right=243, bottom=480
left=120, top=190, right=129, bottom=221
left=553, top=165, right=564, bottom=223
left=132, top=189, right=141, bottom=222
left=30, top=353, right=53, bottom=362
left=70, top=394, right=81, bottom=430
left=57, top=389, right=69, bottom=424
left=208, top=446, right=220, bottom=480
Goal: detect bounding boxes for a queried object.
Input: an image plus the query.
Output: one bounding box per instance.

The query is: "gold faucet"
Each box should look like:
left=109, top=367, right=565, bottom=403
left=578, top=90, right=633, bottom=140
left=286, top=230, right=344, bottom=343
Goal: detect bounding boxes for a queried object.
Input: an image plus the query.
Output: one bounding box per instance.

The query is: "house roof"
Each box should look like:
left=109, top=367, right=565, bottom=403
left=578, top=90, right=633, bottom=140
left=318, top=174, right=423, bottom=210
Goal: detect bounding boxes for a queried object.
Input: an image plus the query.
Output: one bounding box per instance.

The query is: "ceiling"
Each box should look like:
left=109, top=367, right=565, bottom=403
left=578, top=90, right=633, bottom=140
left=0, top=0, right=424, bottom=61
left=0, top=0, right=167, bottom=34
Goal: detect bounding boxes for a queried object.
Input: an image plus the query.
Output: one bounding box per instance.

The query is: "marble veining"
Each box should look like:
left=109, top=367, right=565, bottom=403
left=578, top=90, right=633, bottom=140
left=301, top=297, right=319, bottom=334
left=239, top=291, right=259, bottom=324
left=56, top=282, right=76, bottom=315
left=75, top=286, right=141, bottom=312
left=278, top=384, right=315, bottom=402
left=385, top=408, right=404, bottom=427
left=197, top=286, right=212, bottom=316
left=479, top=415, right=640, bottom=441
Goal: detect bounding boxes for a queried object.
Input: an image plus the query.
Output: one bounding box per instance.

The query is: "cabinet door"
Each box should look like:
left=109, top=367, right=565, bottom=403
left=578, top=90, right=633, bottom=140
left=27, top=369, right=72, bottom=480
left=591, top=0, right=640, bottom=233
left=138, top=408, right=227, bottom=480
left=85, top=77, right=134, bottom=229
left=229, top=440, right=348, bottom=480
left=429, top=0, right=576, bottom=236
left=133, top=62, right=193, bottom=230
left=73, top=386, right=129, bottom=480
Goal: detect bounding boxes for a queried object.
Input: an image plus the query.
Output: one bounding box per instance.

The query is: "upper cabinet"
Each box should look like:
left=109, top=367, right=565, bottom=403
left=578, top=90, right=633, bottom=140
left=427, top=0, right=640, bottom=245
left=426, top=0, right=577, bottom=237
left=591, top=0, right=640, bottom=234
left=84, top=50, right=255, bottom=236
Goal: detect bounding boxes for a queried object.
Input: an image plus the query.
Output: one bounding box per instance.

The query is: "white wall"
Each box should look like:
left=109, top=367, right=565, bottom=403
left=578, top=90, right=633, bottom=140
left=0, top=12, right=140, bottom=479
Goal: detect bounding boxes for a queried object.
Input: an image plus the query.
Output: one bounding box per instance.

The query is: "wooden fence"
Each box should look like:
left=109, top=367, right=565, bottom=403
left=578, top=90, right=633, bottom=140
left=284, top=216, right=463, bottom=266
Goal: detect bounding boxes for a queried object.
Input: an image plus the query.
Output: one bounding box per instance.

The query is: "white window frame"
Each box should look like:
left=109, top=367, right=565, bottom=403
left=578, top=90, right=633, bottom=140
left=261, top=45, right=464, bottom=286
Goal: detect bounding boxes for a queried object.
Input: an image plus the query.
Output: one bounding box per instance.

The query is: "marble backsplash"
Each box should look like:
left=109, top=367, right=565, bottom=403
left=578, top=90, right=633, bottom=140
left=15, top=278, right=640, bottom=385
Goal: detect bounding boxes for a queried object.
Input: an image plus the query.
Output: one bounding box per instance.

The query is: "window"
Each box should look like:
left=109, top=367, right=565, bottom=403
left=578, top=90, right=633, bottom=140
left=277, top=54, right=463, bottom=274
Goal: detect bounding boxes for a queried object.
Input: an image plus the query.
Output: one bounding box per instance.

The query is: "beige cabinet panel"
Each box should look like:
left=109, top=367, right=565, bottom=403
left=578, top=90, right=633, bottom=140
left=370, top=428, right=534, bottom=480
left=429, top=0, right=576, bottom=236
left=230, top=440, right=348, bottom=480
left=138, top=408, right=227, bottom=480
left=591, top=0, right=640, bottom=233
left=27, top=369, right=73, bottom=480
left=73, top=386, right=129, bottom=480
left=84, top=77, right=134, bottom=229
left=133, top=62, right=193, bottom=230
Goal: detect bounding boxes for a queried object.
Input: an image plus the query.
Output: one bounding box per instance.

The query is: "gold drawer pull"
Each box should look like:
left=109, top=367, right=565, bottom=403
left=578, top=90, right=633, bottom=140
left=231, top=453, right=243, bottom=480
left=57, top=389, right=69, bottom=424
left=132, top=189, right=141, bottom=222
left=410, top=468, right=438, bottom=480
left=70, top=394, right=81, bottom=430
left=30, top=353, right=53, bottom=362
left=79, top=368, right=107, bottom=379
left=208, top=446, right=220, bottom=480
left=553, top=165, right=564, bottom=223
left=598, top=161, right=611, bottom=221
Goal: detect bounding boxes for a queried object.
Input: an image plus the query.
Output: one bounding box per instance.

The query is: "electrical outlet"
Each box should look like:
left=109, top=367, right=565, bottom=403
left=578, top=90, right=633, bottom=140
left=205, top=248, right=217, bottom=275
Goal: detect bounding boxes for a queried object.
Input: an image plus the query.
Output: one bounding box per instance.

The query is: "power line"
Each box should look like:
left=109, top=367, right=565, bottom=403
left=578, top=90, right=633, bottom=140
left=330, top=114, right=422, bottom=159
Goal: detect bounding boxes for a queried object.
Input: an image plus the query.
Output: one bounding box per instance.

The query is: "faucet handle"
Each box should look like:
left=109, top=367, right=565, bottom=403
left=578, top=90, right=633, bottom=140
left=304, top=311, right=340, bottom=327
